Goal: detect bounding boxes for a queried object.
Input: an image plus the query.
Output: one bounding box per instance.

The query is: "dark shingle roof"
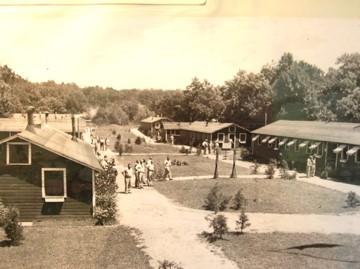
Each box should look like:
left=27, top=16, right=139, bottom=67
left=252, top=120, right=360, bottom=146
left=0, top=126, right=102, bottom=171
left=163, top=121, right=249, bottom=134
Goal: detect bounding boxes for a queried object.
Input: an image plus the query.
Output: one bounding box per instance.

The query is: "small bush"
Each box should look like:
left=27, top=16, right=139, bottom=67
left=135, top=136, right=142, bottom=145
left=179, top=146, right=187, bottom=154
left=125, top=143, right=133, bottom=153
left=208, top=214, right=228, bottom=240
left=345, top=191, right=360, bottom=208
left=236, top=209, right=251, bottom=234
left=118, top=143, right=124, bottom=156
left=158, top=260, right=184, bottom=269
left=240, top=147, right=250, bottom=160
left=0, top=200, right=8, bottom=227
left=265, top=159, right=277, bottom=179
left=116, top=134, right=121, bottom=140
left=3, top=207, right=24, bottom=245
left=127, top=138, right=131, bottom=144
left=112, top=130, right=116, bottom=135
left=94, top=161, right=118, bottom=225
left=204, top=184, right=231, bottom=213
left=250, top=160, right=260, bottom=175
left=232, top=189, right=246, bottom=210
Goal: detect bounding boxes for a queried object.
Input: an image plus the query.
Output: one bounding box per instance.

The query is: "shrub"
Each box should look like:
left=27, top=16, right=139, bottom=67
left=236, top=209, right=251, bottom=234
left=196, top=146, right=202, bottom=156
left=127, top=138, right=131, bottom=144
left=179, top=146, right=187, bottom=154
left=112, top=130, right=116, bottom=136
left=124, top=143, right=133, bottom=153
left=135, top=136, right=142, bottom=145
left=240, top=147, right=250, bottom=160
left=250, top=160, right=260, bottom=175
left=265, top=159, right=277, bottom=179
left=118, top=143, right=124, bottom=156
left=94, top=162, right=118, bottom=225
left=204, top=184, right=231, bottom=213
left=0, top=200, right=8, bottom=227
left=345, top=191, right=360, bottom=208
left=3, top=207, right=24, bottom=245
left=116, top=134, right=122, bottom=141
left=279, top=159, right=289, bottom=179
left=232, top=189, right=246, bottom=210
left=208, top=214, right=228, bottom=240
left=158, top=260, right=184, bottom=269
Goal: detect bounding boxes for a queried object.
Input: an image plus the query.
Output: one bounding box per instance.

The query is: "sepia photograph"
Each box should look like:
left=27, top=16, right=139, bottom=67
left=0, top=0, right=360, bottom=268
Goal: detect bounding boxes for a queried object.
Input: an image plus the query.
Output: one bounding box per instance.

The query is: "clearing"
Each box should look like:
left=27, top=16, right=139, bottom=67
left=213, top=232, right=360, bottom=269
left=154, top=178, right=359, bottom=214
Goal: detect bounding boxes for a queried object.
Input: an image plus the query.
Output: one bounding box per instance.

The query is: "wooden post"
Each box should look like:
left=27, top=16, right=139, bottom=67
left=92, top=170, right=96, bottom=216
left=230, top=139, right=237, bottom=178
left=213, top=148, right=219, bottom=179
left=324, top=142, right=328, bottom=175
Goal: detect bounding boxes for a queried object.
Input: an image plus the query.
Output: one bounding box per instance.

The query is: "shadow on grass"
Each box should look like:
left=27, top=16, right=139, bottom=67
left=0, top=240, right=13, bottom=247
left=201, top=231, right=231, bottom=243
left=269, top=243, right=360, bottom=264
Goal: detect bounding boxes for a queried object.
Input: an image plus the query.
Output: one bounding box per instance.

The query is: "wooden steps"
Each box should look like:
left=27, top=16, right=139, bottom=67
left=0, top=176, right=91, bottom=221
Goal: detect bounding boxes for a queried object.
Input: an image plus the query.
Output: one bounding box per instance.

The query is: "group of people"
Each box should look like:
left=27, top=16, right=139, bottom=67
left=121, top=156, right=173, bottom=194
left=201, top=139, right=221, bottom=155
left=91, top=134, right=110, bottom=152
left=122, top=158, right=155, bottom=194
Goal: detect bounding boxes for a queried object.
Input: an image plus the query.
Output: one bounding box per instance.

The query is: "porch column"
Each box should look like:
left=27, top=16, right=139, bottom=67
left=92, top=170, right=96, bottom=216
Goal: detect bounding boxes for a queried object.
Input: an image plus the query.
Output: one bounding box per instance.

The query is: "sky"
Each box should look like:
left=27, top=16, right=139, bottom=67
left=0, top=0, right=360, bottom=89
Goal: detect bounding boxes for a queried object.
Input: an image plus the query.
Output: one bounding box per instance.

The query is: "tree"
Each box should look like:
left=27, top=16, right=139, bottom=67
left=183, top=78, right=225, bottom=121
left=0, top=80, right=21, bottom=117
left=221, top=70, right=271, bottom=126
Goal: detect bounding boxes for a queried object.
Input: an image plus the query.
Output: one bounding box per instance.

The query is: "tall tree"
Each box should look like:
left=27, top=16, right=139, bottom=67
left=221, top=70, right=271, bottom=127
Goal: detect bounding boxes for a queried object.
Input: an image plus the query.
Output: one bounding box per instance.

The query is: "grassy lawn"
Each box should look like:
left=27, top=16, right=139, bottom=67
left=118, top=155, right=249, bottom=177
left=0, top=219, right=151, bottom=269
left=154, top=178, right=359, bottom=214
left=212, top=232, right=360, bottom=269
left=95, top=124, right=178, bottom=153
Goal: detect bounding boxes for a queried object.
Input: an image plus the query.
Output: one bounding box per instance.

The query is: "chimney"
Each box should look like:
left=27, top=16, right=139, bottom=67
left=26, top=106, right=36, bottom=132
left=71, top=114, right=77, bottom=141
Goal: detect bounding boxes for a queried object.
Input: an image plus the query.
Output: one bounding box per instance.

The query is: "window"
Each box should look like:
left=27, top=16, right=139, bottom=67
left=217, top=133, right=225, bottom=141
left=41, top=168, right=67, bottom=202
left=6, top=142, right=31, bottom=165
left=239, top=133, right=247, bottom=144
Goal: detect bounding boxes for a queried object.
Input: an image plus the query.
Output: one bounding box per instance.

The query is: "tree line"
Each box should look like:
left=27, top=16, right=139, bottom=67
left=1, top=52, right=360, bottom=129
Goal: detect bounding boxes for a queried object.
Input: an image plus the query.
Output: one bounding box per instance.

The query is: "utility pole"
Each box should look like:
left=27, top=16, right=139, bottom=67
left=230, top=137, right=237, bottom=178
left=213, top=147, right=219, bottom=179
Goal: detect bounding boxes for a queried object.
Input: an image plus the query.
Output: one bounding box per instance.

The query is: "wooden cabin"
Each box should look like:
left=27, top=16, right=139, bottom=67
left=251, top=120, right=360, bottom=183
left=139, top=116, right=170, bottom=141
left=0, top=108, right=102, bottom=222
left=163, top=121, right=251, bottom=148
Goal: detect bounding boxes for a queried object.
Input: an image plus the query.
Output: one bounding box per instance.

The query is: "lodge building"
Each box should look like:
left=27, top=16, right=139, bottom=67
left=163, top=121, right=251, bottom=148
left=251, top=120, right=360, bottom=183
left=139, top=116, right=170, bottom=141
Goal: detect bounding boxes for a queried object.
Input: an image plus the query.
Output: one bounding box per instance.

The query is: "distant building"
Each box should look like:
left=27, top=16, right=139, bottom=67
left=0, top=113, right=86, bottom=140
left=0, top=108, right=102, bottom=221
left=163, top=121, right=250, bottom=148
left=139, top=116, right=171, bottom=141
left=251, top=120, right=360, bottom=182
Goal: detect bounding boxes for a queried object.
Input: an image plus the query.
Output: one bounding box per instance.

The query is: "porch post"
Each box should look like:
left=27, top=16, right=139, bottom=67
left=92, top=170, right=96, bottom=216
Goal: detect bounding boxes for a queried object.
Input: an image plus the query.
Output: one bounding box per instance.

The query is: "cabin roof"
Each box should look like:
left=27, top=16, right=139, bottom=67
left=163, top=121, right=249, bottom=134
left=252, top=120, right=360, bottom=146
left=0, top=125, right=102, bottom=171
left=0, top=114, right=86, bottom=133
left=140, top=116, right=170, bottom=124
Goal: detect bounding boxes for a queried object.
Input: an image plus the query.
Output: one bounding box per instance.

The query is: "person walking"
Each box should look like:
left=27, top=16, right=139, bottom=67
left=134, top=160, right=142, bottom=188
left=311, top=155, right=317, bottom=177
left=140, top=159, right=147, bottom=186
left=306, top=155, right=313, bottom=178
left=122, top=163, right=132, bottom=194
left=164, top=156, right=173, bottom=181
left=146, top=158, right=155, bottom=186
